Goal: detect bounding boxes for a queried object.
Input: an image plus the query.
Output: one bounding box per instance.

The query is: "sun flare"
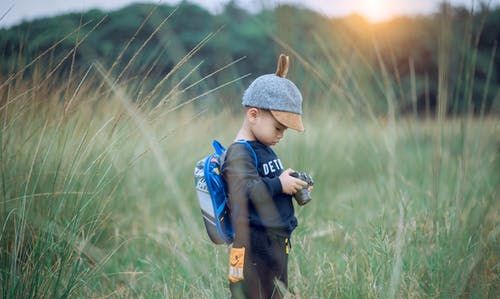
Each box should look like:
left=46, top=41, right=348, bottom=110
left=359, top=0, right=391, bottom=23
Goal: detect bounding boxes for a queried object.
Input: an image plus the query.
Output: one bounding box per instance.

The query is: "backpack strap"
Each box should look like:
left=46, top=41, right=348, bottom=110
left=212, top=140, right=226, bottom=156
left=235, top=139, right=258, bottom=167
left=213, top=139, right=258, bottom=168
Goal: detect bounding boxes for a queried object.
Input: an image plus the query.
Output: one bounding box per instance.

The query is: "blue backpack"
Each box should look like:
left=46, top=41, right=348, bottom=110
left=194, top=140, right=257, bottom=244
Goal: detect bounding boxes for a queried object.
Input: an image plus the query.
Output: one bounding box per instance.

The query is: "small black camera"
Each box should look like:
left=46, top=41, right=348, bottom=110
left=290, top=171, right=314, bottom=206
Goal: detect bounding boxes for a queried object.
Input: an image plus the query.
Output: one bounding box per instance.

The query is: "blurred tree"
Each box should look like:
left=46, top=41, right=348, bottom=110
left=0, top=2, right=498, bottom=114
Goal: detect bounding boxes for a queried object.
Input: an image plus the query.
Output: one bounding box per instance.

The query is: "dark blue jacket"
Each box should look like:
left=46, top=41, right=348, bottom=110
left=222, top=140, right=297, bottom=237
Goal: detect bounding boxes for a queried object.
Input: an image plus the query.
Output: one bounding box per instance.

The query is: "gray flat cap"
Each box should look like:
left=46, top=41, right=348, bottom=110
left=242, top=73, right=304, bottom=131
left=242, top=74, right=303, bottom=115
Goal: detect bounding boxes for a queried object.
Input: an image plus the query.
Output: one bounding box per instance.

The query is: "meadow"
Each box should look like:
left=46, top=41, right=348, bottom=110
left=0, top=5, right=499, bottom=298
left=0, top=68, right=498, bottom=298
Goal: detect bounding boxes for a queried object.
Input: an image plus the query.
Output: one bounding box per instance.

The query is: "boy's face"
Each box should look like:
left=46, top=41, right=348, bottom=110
left=249, top=108, right=288, bottom=146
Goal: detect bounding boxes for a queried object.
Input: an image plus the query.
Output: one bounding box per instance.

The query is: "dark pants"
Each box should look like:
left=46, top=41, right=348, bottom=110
left=229, top=228, right=290, bottom=299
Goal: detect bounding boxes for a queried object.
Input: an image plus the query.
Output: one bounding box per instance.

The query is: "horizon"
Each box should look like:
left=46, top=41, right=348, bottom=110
left=1, top=0, right=499, bottom=29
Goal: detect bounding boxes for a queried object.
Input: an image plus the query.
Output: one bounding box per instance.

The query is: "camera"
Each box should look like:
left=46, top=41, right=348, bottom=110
left=289, top=171, right=314, bottom=206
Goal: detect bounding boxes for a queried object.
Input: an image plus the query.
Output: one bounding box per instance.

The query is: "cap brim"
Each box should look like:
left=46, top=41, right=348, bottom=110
left=270, top=110, right=305, bottom=132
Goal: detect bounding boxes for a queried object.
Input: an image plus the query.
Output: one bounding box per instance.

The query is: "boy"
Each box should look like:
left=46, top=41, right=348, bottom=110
left=222, top=54, right=309, bottom=299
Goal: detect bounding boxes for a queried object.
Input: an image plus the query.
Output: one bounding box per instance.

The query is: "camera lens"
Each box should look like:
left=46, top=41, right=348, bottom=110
left=290, top=171, right=313, bottom=206
left=294, top=189, right=312, bottom=206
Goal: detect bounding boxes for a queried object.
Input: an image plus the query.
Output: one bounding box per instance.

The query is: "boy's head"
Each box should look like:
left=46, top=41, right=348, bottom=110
left=242, top=54, right=304, bottom=133
left=244, top=107, right=287, bottom=146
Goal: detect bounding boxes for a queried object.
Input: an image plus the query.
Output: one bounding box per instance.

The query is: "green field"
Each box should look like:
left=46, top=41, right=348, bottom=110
left=0, top=75, right=498, bottom=298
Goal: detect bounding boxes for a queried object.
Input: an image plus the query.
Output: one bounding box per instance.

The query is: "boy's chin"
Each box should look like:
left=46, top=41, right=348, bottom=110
left=255, top=137, right=278, bottom=146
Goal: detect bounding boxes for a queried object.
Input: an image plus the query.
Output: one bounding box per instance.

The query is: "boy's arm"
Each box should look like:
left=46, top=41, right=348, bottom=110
left=223, top=144, right=282, bottom=204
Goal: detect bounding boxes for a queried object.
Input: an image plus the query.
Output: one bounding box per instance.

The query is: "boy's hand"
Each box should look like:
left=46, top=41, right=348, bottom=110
left=279, top=169, right=309, bottom=195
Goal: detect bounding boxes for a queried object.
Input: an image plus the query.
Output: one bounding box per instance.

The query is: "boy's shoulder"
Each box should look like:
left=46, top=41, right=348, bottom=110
left=225, top=141, right=257, bottom=162
left=225, top=140, right=281, bottom=172
left=226, top=140, right=274, bottom=158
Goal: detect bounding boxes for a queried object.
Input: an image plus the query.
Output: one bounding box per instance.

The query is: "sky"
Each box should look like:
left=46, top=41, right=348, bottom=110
left=1, top=0, right=499, bottom=28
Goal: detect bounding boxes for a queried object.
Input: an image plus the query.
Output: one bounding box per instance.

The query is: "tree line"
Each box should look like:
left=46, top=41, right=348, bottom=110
left=0, top=1, right=498, bottom=115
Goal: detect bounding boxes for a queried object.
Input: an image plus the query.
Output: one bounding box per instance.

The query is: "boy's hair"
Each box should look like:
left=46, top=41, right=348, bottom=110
left=242, top=54, right=304, bottom=132
left=243, top=106, right=269, bottom=112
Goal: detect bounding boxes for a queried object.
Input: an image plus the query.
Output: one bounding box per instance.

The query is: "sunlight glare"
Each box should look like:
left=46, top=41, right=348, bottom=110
left=359, top=0, right=390, bottom=23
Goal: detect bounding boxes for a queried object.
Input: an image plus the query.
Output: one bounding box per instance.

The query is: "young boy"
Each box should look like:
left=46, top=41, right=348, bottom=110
left=222, top=54, right=309, bottom=299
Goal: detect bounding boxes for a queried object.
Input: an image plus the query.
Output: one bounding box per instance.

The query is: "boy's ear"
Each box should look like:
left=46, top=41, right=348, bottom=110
left=246, top=107, right=259, bottom=122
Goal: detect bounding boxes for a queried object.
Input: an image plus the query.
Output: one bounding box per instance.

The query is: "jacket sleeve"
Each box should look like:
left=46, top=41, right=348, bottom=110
left=222, top=143, right=282, bottom=204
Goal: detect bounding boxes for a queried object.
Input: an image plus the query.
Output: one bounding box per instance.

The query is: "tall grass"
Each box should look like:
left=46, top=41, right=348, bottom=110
left=1, top=5, right=499, bottom=299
